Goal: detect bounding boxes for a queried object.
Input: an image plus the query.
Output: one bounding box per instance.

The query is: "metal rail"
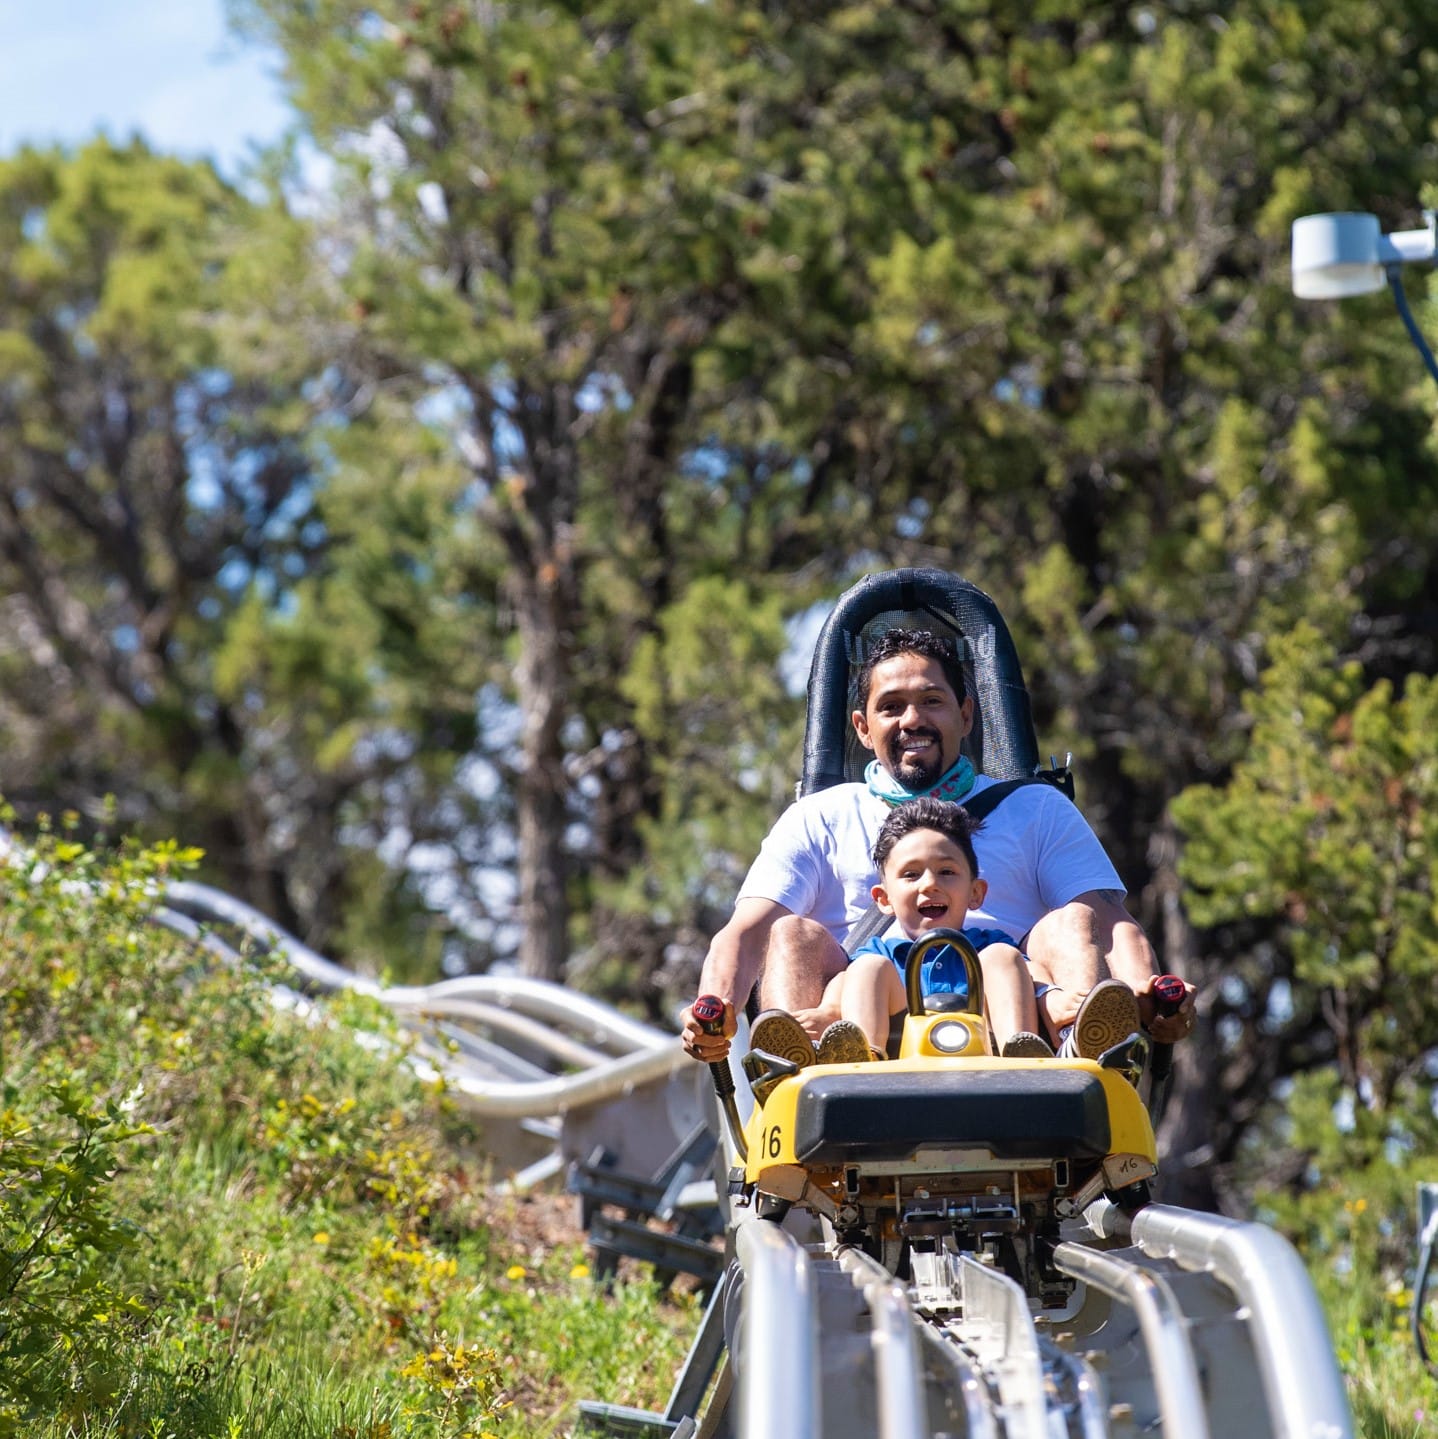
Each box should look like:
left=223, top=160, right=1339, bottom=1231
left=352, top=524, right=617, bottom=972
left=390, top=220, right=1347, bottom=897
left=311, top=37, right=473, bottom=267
left=409, top=1036, right=689, bottom=1118
left=383, top=974, right=674, bottom=1054
left=1054, top=1239, right=1213, bottom=1439
left=167, top=879, right=674, bottom=1052
left=914, top=1324, right=998, bottom=1439
left=1130, top=1205, right=1353, bottom=1439
left=384, top=995, right=613, bottom=1069
left=159, top=879, right=695, bottom=1122
left=837, top=1247, right=927, bottom=1439
left=164, top=880, right=384, bottom=995
left=951, top=1256, right=1048, bottom=1439
left=732, top=1218, right=819, bottom=1438
left=709, top=1203, right=1355, bottom=1439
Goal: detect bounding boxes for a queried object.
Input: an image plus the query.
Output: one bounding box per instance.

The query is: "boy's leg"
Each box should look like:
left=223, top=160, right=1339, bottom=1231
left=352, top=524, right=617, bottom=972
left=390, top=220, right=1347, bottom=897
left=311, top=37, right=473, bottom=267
left=978, top=943, right=1040, bottom=1052
left=839, top=952, right=905, bottom=1055
left=818, top=968, right=848, bottom=1013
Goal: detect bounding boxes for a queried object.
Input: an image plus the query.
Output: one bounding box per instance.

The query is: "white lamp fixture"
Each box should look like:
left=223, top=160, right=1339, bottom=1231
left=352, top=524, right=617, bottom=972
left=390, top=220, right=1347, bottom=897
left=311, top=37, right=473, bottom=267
left=1291, top=209, right=1438, bottom=381
left=1292, top=212, right=1436, bottom=298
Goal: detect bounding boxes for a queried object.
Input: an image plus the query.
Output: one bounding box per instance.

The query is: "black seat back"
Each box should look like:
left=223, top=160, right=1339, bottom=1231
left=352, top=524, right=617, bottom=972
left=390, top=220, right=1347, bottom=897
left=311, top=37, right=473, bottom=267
left=801, top=568, right=1041, bottom=796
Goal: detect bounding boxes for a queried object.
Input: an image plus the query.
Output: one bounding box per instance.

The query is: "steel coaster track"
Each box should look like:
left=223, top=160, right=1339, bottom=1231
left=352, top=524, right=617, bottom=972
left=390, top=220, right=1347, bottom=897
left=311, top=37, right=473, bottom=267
left=699, top=1200, right=1353, bottom=1439
left=156, top=878, right=693, bottom=1105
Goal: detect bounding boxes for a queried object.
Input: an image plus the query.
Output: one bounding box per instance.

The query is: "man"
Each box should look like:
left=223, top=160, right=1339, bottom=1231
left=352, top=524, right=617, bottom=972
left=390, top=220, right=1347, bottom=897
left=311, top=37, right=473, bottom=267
left=681, top=627, right=1196, bottom=1062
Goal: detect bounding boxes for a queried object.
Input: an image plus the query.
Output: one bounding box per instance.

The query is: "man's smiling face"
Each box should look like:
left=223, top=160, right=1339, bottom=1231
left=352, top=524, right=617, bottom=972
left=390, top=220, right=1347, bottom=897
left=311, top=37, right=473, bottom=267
left=852, top=652, right=974, bottom=790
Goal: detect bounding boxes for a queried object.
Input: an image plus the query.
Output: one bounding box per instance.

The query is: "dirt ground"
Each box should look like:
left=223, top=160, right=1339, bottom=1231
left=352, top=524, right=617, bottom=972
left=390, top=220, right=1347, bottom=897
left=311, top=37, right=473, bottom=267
left=475, top=1184, right=587, bottom=1259
left=471, top=1177, right=717, bottom=1301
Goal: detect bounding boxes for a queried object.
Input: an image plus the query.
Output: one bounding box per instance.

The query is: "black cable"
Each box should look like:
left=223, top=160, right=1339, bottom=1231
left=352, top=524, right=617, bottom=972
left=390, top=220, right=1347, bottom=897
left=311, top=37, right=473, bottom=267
left=1386, top=264, right=1438, bottom=387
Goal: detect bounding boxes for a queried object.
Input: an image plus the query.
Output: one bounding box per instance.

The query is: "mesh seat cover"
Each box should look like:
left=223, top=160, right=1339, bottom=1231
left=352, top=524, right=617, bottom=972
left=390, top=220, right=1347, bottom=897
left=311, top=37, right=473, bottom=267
left=801, top=569, right=1041, bottom=796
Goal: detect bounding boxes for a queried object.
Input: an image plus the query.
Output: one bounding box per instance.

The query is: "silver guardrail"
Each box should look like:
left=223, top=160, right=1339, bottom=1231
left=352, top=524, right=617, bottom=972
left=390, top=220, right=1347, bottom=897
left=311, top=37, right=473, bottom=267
left=1054, top=1240, right=1212, bottom=1439
left=1082, top=1199, right=1353, bottom=1439
left=1130, top=1205, right=1352, bottom=1439
left=733, top=1216, right=820, bottom=1439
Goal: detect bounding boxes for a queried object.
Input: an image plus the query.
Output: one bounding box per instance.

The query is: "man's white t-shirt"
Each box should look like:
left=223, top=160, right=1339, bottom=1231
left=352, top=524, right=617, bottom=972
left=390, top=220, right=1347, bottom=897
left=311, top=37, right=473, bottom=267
left=734, top=774, right=1123, bottom=947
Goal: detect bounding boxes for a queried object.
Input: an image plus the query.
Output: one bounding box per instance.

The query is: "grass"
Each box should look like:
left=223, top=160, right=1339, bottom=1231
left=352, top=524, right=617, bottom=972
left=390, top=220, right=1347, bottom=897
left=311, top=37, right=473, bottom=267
left=0, top=819, right=700, bottom=1437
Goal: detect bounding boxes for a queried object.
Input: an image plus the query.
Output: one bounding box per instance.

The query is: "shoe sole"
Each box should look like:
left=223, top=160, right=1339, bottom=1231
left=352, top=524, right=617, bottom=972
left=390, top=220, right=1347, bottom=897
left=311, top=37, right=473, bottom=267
left=749, top=1011, right=815, bottom=1068
left=1067, top=981, right=1142, bottom=1060
left=816, top=1020, right=873, bottom=1065
left=1000, top=1031, right=1055, bottom=1059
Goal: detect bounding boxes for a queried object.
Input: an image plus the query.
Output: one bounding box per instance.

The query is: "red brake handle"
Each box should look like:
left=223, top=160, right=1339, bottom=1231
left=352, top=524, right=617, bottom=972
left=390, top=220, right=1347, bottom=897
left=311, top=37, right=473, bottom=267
left=1153, top=974, right=1186, bottom=1017
left=694, top=994, right=726, bottom=1034
left=692, top=994, right=735, bottom=1102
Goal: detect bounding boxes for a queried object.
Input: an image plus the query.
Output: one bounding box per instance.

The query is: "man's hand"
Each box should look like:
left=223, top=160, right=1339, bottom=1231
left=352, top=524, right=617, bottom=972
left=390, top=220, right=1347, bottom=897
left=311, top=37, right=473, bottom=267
left=791, top=1002, right=842, bottom=1042
left=1137, top=973, right=1197, bottom=1043
left=1039, top=976, right=1197, bottom=1046
left=681, top=998, right=736, bottom=1062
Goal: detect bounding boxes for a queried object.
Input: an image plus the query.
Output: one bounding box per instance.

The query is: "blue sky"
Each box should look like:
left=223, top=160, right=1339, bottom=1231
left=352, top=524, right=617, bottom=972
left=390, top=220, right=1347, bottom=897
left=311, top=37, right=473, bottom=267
left=0, top=2, right=293, bottom=177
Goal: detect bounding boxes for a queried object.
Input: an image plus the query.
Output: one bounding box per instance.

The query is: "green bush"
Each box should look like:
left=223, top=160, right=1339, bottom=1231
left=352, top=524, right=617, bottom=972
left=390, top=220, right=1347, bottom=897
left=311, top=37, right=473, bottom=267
left=0, top=813, right=697, bottom=1436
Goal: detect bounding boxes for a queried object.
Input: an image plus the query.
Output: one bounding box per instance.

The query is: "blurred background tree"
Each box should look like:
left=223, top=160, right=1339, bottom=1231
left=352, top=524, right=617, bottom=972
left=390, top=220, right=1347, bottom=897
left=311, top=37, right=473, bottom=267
left=2, top=0, right=1437, bottom=1204
left=0, top=140, right=488, bottom=973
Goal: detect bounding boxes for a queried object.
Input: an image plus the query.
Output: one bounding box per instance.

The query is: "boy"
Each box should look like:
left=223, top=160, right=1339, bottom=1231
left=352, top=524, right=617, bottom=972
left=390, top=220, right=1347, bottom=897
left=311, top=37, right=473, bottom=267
left=751, top=797, right=1141, bottom=1065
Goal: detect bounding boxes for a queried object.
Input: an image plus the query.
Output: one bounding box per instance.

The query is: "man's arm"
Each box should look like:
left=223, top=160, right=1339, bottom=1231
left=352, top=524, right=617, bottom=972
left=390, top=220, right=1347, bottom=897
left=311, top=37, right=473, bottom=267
left=1028, top=889, right=1195, bottom=1042
left=1085, top=889, right=1157, bottom=991
left=680, top=896, right=791, bottom=1061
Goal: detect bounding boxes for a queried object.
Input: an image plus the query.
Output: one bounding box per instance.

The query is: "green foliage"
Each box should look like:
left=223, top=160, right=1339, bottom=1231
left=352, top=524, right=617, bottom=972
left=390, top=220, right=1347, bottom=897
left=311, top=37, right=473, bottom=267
left=0, top=817, right=697, bottom=1436
left=0, top=136, right=493, bottom=978
left=1257, top=1156, right=1438, bottom=1438
left=4, top=0, right=1438, bottom=1231
left=0, top=1081, right=152, bottom=1423
left=569, top=576, right=802, bottom=1003
left=399, top=1338, right=510, bottom=1438
left=1175, top=625, right=1438, bottom=1113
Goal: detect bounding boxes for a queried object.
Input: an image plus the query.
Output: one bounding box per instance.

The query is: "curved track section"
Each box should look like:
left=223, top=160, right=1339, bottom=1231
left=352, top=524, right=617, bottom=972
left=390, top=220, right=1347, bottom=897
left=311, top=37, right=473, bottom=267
left=701, top=1199, right=1353, bottom=1439
left=155, top=879, right=706, bottom=1184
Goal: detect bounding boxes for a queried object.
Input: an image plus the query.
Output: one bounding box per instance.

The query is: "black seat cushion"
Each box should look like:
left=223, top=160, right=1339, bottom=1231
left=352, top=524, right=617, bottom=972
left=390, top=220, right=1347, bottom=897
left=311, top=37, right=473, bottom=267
left=790, top=1068, right=1113, bottom=1166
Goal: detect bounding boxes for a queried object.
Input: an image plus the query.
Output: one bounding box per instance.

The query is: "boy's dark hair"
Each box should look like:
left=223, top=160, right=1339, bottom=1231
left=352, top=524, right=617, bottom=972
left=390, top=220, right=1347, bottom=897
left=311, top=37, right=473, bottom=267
left=854, top=627, right=967, bottom=710
left=872, top=796, right=982, bottom=877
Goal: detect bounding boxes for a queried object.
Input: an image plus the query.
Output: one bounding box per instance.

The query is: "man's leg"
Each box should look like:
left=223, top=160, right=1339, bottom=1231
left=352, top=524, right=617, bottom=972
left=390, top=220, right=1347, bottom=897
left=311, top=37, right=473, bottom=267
left=1025, top=892, right=1167, bottom=1041
left=758, top=916, right=849, bottom=1037
left=1024, top=899, right=1108, bottom=1041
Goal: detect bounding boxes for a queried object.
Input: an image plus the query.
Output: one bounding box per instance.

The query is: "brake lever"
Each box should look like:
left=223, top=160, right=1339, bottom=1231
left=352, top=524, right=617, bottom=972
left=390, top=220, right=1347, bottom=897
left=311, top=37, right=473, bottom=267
left=694, top=994, right=748, bottom=1161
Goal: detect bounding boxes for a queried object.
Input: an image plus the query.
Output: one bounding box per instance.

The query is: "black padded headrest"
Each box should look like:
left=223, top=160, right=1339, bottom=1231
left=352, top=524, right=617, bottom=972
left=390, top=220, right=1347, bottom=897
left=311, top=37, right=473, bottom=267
left=801, top=568, right=1041, bottom=795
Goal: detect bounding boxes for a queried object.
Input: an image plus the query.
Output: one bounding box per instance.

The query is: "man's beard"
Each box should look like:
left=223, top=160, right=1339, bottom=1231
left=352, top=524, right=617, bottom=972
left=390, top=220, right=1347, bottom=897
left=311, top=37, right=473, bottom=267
left=887, top=731, right=945, bottom=791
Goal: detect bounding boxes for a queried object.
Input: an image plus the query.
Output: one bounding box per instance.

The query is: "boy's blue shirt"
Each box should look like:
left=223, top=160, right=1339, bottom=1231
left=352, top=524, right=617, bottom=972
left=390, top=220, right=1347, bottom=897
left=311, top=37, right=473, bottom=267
left=851, top=925, right=1018, bottom=1000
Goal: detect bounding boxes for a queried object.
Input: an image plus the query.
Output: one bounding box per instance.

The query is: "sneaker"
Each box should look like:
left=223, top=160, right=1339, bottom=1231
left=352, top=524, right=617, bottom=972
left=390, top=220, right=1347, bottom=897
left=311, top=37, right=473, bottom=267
left=1000, top=1031, right=1055, bottom=1059
left=816, top=1019, right=873, bottom=1065
left=1057, top=980, right=1142, bottom=1060
left=748, top=1010, right=816, bottom=1069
